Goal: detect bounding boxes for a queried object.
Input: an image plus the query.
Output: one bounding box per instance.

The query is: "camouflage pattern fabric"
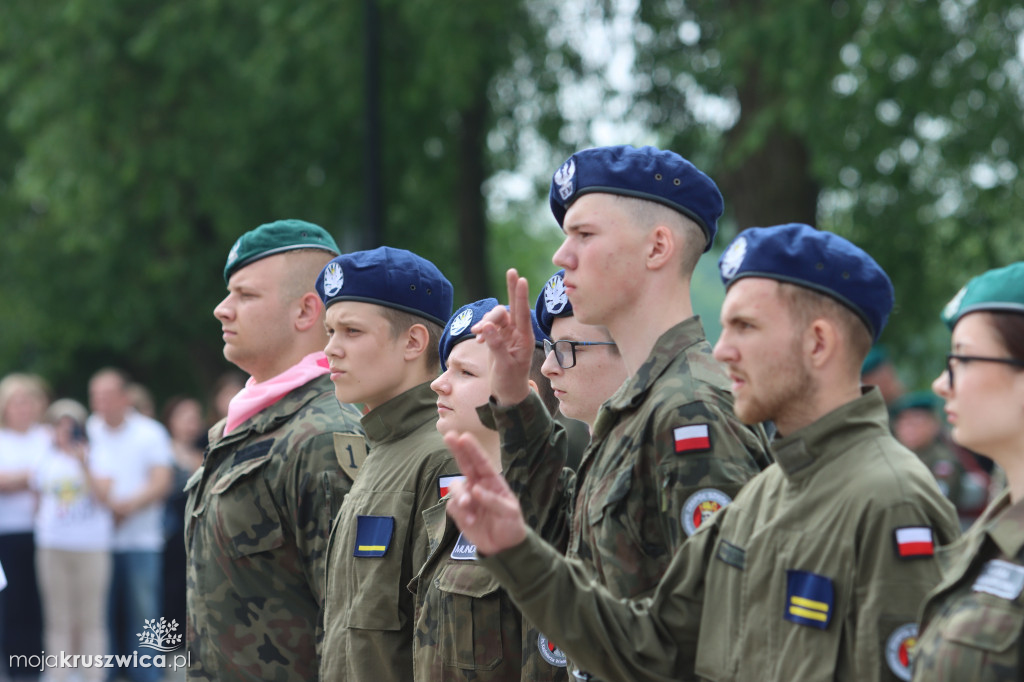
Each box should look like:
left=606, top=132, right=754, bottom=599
left=913, top=489, right=1024, bottom=681
left=481, top=389, right=961, bottom=682
left=319, top=382, right=462, bottom=682
left=184, top=373, right=364, bottom=681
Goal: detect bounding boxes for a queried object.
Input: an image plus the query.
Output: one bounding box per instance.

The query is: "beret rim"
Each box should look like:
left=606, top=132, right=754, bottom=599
left=324, top=295, right=447, bottom=327
left=727, top=271, right=877, bottom=339
left=226, top=242, right=340, bottom=281
left=567, top=186, right=713, bottom=247
left=950, top=301, right=1024, bottom=326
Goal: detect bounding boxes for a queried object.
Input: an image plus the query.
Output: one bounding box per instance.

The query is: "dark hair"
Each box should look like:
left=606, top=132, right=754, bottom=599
left=529, top=347, right=560, bottom=415
left=988, top=312, right=1024, bottom=363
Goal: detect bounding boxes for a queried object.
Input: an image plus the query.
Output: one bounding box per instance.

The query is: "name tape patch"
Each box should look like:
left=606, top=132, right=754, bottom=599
left=450, top=532, right=477, bottom=561
left=973, top=559, right=1024, bottom=600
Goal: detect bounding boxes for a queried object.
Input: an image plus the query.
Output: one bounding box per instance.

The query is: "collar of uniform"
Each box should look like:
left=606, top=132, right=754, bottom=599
left=770, top=387, right=890, bottom=478
left=984, top=490, right=1024, bottom=559
left=604, top=316, right=707, bottom=412
left=361, top=381, right=438, bottom=447
left=208, top=374, right=331, bottom=447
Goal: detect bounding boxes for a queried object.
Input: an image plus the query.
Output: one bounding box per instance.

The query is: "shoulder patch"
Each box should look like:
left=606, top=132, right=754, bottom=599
left=884, top=623, right=917, bottom=681
left=537, top=633, right=567, bottom=668
left=353, top=515, right=394, bottom=558
left=681, top=488, right=731, bottom=536
left=449, top=532, right=476, bottom=561
left=439, top=474, right=465, bottom=499
left=785, top=570, right=833, bottom=630
left=972, top=559, right=1024, bottom=600
left=673, top=424, right=711, bottom=453
left=893, top=526, right=934, bottom=559
left=334, top=433, right=368, bottom=482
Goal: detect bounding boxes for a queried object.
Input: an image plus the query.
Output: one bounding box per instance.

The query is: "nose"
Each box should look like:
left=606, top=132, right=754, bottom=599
left=931, top=370, right=951, bottom=399
left=213, top=294, right=233, bottom=322
left=712, top=333, right=735, bottom=364
left=541, top=347, right=562, bottom=378
left=552, top=238, right=574, bottom=270
left=431, top=371, right=450, bottom=396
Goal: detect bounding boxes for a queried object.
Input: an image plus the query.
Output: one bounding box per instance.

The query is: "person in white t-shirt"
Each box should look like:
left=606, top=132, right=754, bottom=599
left=87, top=369, right=172, bottom=682
left=0, top=372, right=48, bottom=680
left=33, top=398, right=114, bottom=682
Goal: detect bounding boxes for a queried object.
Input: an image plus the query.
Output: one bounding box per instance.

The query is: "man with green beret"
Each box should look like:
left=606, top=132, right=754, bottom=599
left=446, top=224, right=961, bottom=681
left=185, top=219, right=365, bottom=681
left=315, top=246, right=462, bottom=682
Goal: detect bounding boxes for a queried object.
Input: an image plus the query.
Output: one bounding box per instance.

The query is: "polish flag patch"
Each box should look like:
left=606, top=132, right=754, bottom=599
left=893, top=526, right=935, bottom=559
left=674, top=424, right=711, bottom=453
left=438, top=475, right=465, bottom=498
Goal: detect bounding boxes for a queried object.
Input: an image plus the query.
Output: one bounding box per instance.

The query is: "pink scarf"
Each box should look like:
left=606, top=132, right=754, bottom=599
left=224, top=352, right=331, bottom=435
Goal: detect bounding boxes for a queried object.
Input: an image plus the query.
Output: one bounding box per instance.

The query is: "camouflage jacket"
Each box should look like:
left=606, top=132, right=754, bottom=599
left=482, top=389, right=961, bottom=682
left=409, top=498, right=570, bottom=681
left=913, top=488, right=1024, bottom=681
left=184, top=373, right=364, bottom=681
left=319, top=381, right=461, bottom=682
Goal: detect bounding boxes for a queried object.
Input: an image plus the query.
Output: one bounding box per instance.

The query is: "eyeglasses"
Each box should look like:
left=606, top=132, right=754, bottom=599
left=945, top=353, right=1024, bottom=389
left=543, top=338, right=616, bottom=369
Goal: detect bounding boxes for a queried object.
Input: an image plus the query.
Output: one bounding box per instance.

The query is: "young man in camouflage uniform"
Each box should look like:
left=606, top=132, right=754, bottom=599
left=185, top=219, right=365, bottom=681
left=316, top=246, right=461, bottom=682
left=470, top=145, right=771, bottom=679
left=447, top=223, right=962, bottom=682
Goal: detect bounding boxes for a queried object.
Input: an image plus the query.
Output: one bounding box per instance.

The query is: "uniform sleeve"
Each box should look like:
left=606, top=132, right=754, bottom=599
left=481, top=520, right=717, bottom=682
left=482, top=392, right=576, bottom=540
left=411, top=452, right=464, bottom=574
left=285, top=428, right=361, bottom=605
left=851, top=495, right=961, bottom=682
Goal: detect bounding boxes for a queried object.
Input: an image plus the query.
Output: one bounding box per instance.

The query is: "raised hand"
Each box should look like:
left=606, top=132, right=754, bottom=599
left=472, top=268, right=535, bottom=406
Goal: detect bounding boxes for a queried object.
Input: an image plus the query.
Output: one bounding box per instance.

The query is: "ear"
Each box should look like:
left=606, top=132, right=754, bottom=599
left=527, top=378, right=539, bottom=395
left=645, top=225, right=675, bottom=271
left=294, top=292, right=324, bottom=332
left=806, top=317, right=840, bottom=369
left=403, top=323, right=431, bottom=362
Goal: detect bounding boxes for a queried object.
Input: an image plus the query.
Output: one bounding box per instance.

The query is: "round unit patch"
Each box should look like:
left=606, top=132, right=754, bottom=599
left=537, top=633, right=567, bottom=668
left=323, top=262, right=344, bottom=297
left=449, top=308, right=475, bottom=336
left=544, top=274, right=569, bottom=315
left=681, top=488, right=732, bottom=537
left=884, top=623, right=917, bottom=681
left=719, top=236, right=748, bottom=280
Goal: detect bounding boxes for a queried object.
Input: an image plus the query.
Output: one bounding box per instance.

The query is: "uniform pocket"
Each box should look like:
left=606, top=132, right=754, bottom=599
left=944, top=600, right=1024, bottom=652
left=435, top=562, right=504, bottom=671
left=212, top=448, right=285, bottom=559
left=342, top=491, right=412, bottom=631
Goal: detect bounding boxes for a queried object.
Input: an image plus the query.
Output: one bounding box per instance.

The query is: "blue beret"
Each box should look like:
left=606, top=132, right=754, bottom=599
left=439, top=298, right=500, bottom=371
left=224, top=219, right=339, bottom=283
left=535, top=270, right=573, bottom=336
left=529, top=309, right=550, bottom=349
left=718, top=223, right=894, bottom=343
left=549, top=145, right=724, bottom=252
left=315, top=246, right=454, bottom=327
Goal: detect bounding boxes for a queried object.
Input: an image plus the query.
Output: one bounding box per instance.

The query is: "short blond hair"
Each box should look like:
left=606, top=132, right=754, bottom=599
left=611, top=195, right=705, bottom=276
left=0, top=373, right=50, bottom=428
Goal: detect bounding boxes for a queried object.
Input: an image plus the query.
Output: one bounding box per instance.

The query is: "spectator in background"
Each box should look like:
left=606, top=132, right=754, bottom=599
left=126, top=383, right=156, bottom=420
left=0, top=373, right=48, bottom=682
left=32, top=399, right=113, bottom=682
left=87, top=368, right=172, bottom=682
left=208, top=371, right=246, bottom=427
left=860, top=344, right=906, bottom=407
left=891, top=390, right=989, bottom=528
left=160, top=396, right=205, bottom=648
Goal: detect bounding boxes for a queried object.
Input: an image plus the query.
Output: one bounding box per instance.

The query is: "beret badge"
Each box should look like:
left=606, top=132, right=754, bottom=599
left=544, top=274, right=569, bottom=315
left=323, top=262, right=344, bottom=297
left=449, top=308, right=475, bottom=336
left=554, top=159, right=576, bottom=201
left=720, top=237, right=748, bottom=280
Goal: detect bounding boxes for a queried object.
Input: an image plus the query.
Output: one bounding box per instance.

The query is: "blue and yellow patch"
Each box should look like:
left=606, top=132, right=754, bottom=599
left=353, top=515, right=394, bottom=558
left=785, top=570, right=833, bottom=630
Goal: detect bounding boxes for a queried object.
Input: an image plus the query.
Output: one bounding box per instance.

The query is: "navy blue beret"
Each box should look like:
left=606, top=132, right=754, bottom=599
left=224, top=219, right=339, bottom=283
left=535, top=270, right=573, bottom=337
left=439, top=298, right=500, bottom=371
left=315, top=246, right=454, bottom=327
left=549, top=145, right=724, bottom=252
left=718, top=223, right=894, bottom=342
left=529, top=309, right=550, bottom=349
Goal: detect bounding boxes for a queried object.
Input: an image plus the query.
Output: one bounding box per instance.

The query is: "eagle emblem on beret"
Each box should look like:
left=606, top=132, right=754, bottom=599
left=942, top=285, right=967, bottom=321
left=720, top=237, right=748, bottom=280
left=323, top=262, right=344, bottom=297
left=449, top=308, right=475, bottom=336
left=553, top=159, right=576, bottom=201
left=544, top=274, right=569, bottom=314
left=227, top=239, right=241, bottom=265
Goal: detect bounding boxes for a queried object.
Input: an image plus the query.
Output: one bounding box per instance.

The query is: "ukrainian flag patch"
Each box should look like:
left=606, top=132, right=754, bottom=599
left=785, top=570, right=833, bottom=630
left=353, top=515, right=394, bottom=558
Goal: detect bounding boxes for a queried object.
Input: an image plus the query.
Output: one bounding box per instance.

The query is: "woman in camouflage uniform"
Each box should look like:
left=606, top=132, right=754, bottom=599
left=914, top=261, right=1024, bottom=680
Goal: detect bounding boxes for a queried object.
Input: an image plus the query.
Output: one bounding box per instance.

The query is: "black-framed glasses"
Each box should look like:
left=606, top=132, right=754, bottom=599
left=945, top=353, right=1024, bottom=389
left=543, top=338, right=616, bottom=369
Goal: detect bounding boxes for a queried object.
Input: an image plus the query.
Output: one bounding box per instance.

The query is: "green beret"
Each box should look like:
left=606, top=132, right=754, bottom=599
left=890, top=390, right=940, bottom=416
left=942, top=261, right=1024, bottom=328
left=861, top=344, right=890, bottom=375
left=224, top=219, right=339, bottom=283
